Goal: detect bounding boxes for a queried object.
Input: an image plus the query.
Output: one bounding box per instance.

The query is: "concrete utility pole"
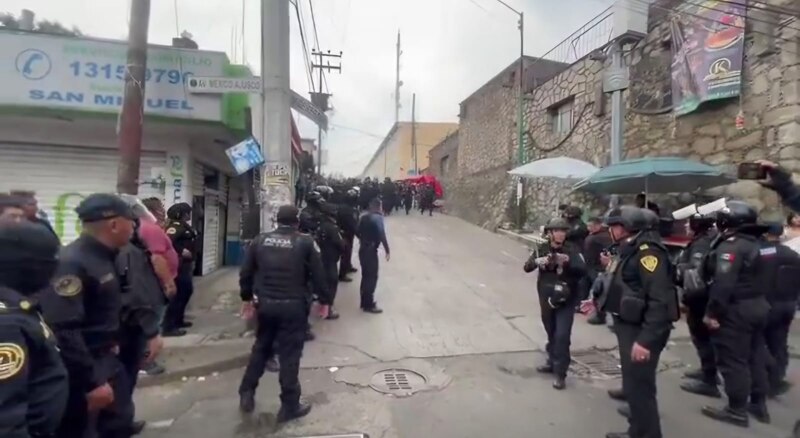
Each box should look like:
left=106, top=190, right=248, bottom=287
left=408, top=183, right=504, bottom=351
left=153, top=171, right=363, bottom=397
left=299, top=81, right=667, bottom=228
left=261, top=0, right=292, bottom=230
left=411, top=93, right=417, bottom=175
left=394, top=31, right=402, bottom=124
left=311, top=49, right=342, bottom=175
left=116, top=0, right=150, bottom=194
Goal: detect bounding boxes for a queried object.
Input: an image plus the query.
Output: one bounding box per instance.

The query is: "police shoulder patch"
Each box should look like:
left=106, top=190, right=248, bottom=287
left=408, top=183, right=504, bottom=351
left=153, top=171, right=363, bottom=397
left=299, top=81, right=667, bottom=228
left=0, top=343, right=25, bottom=380
left=19, top=300, right=31, bottom=311
left=640, top=255, right=659, bottom=272
left=639, top=244, right=649, bottom=250
left=53, top=275, right=83, bottom=297
left=166, top=227, right=177, bottom=235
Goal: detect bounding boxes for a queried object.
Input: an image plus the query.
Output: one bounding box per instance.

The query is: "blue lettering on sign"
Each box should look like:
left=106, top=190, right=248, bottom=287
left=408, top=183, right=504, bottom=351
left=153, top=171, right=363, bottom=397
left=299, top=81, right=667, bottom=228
left=165, top=99, right=179, bottom=109
left=94, top=94, right=123, bottom=105
left=29, top=89, right=84, bottom=103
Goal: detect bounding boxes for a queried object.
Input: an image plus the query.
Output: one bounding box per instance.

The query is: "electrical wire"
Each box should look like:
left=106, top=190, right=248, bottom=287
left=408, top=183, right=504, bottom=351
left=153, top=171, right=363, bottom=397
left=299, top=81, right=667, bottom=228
left=291, top=0, right=316, bottom=92
left=308, top=0, right=330, bottom=94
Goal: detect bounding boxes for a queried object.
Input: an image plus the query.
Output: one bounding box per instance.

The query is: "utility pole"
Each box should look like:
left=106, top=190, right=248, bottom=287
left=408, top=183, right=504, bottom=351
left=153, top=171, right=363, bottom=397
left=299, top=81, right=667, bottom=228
left=606, top=41, right=626, bottom=207
left=241, top=107, right=259, bottom=240
left=116, top=0, right=150, bottom=194
left=261, top=0, right=292, bottom=230
left=411, top=93, right=417, bottom=175
left=311, top=49, right=342, bottom=176
left=394, top=31, right=402, bottom=124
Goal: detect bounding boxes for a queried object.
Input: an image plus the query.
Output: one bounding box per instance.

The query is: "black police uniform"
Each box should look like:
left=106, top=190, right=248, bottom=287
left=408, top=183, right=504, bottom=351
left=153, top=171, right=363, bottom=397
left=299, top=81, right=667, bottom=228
left=38, top=195, right=136, bottom=438
left=524, top=238, right=586, bottom=384
left=356, top=211, right=390, bottom=311
left=584, top=228, right=612, bottom=323
left=238, top=224, right=330, bottom=417
left=600, top=209, right=677, bottom=438
left=336, top=196, right=359, bottom=279
left=0, top=222, right=68, bottom=438
left=318, top=206, right=346, bottom=307
left=677, top=227, right=719, bottom=392
left=701, top=227, right=770, bottom=425
left=299, top=202, right=323, bottom=235
left=162, top=218, right=197, bottom=334
left=758, top=240, right=800, bottom=394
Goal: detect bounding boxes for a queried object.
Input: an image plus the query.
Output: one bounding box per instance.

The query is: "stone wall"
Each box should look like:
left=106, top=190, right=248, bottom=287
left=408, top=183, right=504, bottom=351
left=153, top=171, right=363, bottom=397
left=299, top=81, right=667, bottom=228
left=624, top=1, right=800, bottom=219
left=427, top=130, right=459, bottom=183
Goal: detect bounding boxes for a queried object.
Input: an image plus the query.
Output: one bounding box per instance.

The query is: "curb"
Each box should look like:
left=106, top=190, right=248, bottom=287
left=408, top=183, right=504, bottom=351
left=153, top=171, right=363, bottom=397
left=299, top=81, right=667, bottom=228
left=137, top=351, right=252, bottom=388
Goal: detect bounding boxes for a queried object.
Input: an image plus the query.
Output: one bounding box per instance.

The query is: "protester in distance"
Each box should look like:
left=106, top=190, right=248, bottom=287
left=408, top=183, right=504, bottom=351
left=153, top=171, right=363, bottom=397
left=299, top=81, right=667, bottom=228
left=0, top=193, right=26, bottom=224
left=699, top=200, right=771, bottom=427
left=0, top=222, right=68, bottom=438
left=524, top=218, right=586, bottom=390
left=237, top=205, right=331, bottom=421
left=420, top=183, right=436, bottom=216
left=599, top=206, right=678, bottom=438
left=8, top=190, right=59, bottom=239
left=357, top=197, right=390, bottom=313
left=38, top=193, right=137, bottom=438
left=583, top=216, right=613, bottom=325
left=162, top=202, right=197, bottom=337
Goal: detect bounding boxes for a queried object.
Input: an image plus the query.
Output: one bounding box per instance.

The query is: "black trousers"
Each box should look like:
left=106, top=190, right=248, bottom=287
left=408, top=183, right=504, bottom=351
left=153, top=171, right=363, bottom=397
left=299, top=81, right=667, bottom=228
left=404, top=199, right=412, bottom=214
left=615, top=318, right=668, bottom=438
left=359, top=246, right=379, bottom=309
left=322, top=255, right=340, bottom=305
left=539, top=296, right=576, bottom=378
left=118, top=326, right=146, bottom=398
left=239, top=299, right=307, bottom=407
left=764, top=302, right=795, bottom=389
left=163, top=266, right=194, bottom=331
left=339, top=236, right=354, bottom=278
left=685, top=298, right=718, bottom=383
left=711, top=299, right=770, bottom=410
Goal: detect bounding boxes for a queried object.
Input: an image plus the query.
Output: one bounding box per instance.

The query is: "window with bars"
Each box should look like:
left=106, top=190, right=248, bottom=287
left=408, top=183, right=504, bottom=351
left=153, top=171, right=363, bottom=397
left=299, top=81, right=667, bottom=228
left=550, top=99, right=574, bottom=134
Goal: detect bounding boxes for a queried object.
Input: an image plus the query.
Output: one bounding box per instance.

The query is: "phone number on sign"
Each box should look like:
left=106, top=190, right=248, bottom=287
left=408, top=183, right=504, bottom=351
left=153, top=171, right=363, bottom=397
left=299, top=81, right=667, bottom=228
left=68, top=62, right=194, bottom=84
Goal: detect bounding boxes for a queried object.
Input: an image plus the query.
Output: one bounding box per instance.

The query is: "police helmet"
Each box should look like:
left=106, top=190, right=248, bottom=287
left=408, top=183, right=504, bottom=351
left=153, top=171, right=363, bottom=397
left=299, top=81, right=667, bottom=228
left=305, top=191, right=324, bottom=204
left=688, top=213, right=715, bottom=233
left=604, top=206, right=647, bottom=233
left=346, top=188, right=358, bottom=198
left=641, top=208, right=660, bottom=230
left=716, top=200, right=757, bottom=230
left=562, top=206, right=582, bottom=219
left=544, top=218, right=570, bottom=231
left=166, top=202, right=192, bottom=221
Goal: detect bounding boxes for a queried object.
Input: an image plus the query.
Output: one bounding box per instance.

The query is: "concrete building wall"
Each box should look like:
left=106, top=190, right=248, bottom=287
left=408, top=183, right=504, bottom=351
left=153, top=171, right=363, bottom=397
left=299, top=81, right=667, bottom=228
left=361, top=122, right=457, bottom=180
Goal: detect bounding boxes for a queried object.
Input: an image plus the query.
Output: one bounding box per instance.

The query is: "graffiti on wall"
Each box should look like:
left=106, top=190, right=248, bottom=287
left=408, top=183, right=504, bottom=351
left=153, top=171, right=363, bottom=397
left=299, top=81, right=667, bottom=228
left=51, top=192, right=85, bottom=240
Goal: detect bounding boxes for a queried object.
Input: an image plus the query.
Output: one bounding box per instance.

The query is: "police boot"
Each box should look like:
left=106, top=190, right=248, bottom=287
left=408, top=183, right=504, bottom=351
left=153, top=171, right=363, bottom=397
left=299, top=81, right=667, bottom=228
left=680, top=380, right=721, bottom=398
left=266, top=356, right=279, bottom=373
left=239, top=390, right=256, bottom=413
left=326, top=307, right=341, bottom=320
left=701, top=405, right=749, bottom=427
left=587, top=311, right=606, bottom=325
left=617, top=405, right=631, bottom=419
left=128, top=420, right=146, bottom=436
left=552, top=377, right=566, bottom=390
left=607, top=387, right=626, bottom=401
left=748, top=401, right=770, bottom=424
left=305, top=330, right=316, bottom=342
left=338, top=275, right=353, bottom=283
left=683, top=369, right=720, bottom=383
left=536, top=363, right=554, bottom=374
left=277, top=400, right=312, bottom=423
left=768, top=380, right=792, bottom=398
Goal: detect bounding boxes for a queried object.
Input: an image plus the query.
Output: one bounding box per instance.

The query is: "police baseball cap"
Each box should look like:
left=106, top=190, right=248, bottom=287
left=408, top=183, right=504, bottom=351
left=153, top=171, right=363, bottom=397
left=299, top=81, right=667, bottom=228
left=276, top=205, right=300, bottom=225
left=75, top=193, right=136, bottom=223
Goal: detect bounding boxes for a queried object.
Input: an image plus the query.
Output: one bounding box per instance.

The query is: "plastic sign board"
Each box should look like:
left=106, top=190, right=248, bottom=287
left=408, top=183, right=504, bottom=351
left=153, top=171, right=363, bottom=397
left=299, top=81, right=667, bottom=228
left=225, top=137, right=265, bottom=175
left=187, top=76, right=262, bottom=94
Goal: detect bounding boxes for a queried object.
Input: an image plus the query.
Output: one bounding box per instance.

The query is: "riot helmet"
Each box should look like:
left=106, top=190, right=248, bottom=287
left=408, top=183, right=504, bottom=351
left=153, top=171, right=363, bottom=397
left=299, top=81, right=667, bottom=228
left=604, top=206, right=647, bottom=235
left=688, top=213, right=715, bottom=234
left=305, top=190, right=324, bottom=205
left=544, top=218, right=571, bottom=231
left=716, top=200, right=757, bottom=231
left=562, top=206, right=582, bottom=220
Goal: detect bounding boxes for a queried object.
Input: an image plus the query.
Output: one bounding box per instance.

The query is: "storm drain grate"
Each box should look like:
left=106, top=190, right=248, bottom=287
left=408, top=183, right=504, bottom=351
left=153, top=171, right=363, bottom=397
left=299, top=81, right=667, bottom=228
left=370, top=368, right=427, bottom=396
left=570, top=348, right=622, bottom=378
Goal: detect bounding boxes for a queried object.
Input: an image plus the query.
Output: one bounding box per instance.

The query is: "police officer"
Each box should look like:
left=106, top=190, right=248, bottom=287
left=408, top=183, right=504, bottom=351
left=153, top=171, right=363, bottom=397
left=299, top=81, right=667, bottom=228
left=584, top=217, right=613, bottom=325
left=162, top=202, right=197, bottom=337
left=562, top=206, right=589, bottom=248
left=700, top=201, right=771, bottom=427
left=524, top=218, right=586, bottom=390
left=760, top=223, right=800, bottom=397
left=299, top=191, right=324, bottom=236
left=600, top=206, right=678, bottom=438
left=337, top=189, right=360, bottom=282
left=676, top=213, right=720, bottom=398
left=39, top=194, right=137, bottom=438
left=318, top=203, right=346, bottom=319
left=238, top=205, right=331, bottom=421
left=0, top=222, right=68, bottom=438
left=357, top=198, right=390, bottom=313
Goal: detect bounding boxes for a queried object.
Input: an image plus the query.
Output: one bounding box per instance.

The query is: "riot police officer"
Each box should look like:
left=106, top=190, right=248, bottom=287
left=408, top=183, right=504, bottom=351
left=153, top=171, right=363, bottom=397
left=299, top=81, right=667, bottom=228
left=676, top=213, right=720, bottom=398
left=162, top=202, right=197, bottom=337
left=318, top=203, right=346, bottom=319
left=337, top=189, right=360, bottom=282
left=700, top=201, right=771, bottom=427
left=357, top=198, right=390, bottom=313
left=299, top=191, right=324, bottom=236
left=524, top=218, right=586, bottom=390
left=238, top=205, right=331, bottom=422
left=760, top=224, right=800, bottom=397
left=562, top=206, right=589, bottom=248
left=0, top=222, right=68, bottom=438
left=600, top=206, right=678, bottom=438
left=39, top=193, right=137, bottom=438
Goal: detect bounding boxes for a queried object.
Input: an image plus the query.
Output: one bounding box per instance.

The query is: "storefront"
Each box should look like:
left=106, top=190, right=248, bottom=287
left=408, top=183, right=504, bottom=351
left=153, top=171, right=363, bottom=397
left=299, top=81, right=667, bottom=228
left=0, top=29, right=251, bottom=275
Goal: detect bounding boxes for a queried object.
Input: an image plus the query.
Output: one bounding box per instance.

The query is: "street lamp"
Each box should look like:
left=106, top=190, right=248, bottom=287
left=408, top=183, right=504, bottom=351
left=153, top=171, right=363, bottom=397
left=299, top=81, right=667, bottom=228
left=492, top=0, right=525, bottom=226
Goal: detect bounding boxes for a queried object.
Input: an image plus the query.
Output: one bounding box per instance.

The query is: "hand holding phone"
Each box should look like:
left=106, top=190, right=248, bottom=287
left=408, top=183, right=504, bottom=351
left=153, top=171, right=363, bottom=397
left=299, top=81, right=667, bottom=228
left=737, top=162, right=767, bottom=180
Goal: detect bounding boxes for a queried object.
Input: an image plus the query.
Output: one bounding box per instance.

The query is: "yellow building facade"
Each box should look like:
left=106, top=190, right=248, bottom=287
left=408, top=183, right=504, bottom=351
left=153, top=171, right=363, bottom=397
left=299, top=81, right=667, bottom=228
left=360, top=122, right=457, bottom=180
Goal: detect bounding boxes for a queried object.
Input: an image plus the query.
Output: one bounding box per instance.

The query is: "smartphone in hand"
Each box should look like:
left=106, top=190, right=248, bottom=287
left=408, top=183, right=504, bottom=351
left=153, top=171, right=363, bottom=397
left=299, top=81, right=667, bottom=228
left=737, top=162, right=767, bottom=180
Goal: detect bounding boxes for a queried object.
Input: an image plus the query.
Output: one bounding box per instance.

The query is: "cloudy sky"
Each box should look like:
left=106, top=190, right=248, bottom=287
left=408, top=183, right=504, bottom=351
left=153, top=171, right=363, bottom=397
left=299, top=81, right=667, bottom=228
left=5, top=0, right=613, bottom=176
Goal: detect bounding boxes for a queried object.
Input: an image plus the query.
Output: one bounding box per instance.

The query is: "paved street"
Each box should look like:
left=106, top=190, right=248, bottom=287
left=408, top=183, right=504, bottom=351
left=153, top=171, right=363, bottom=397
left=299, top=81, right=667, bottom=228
left=136, top=212, right=800, bottom=438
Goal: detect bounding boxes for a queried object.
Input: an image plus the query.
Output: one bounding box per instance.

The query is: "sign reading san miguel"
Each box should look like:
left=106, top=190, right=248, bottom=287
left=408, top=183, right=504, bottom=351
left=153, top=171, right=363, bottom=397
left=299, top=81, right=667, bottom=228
left=1, top=31, right=227, bottom=120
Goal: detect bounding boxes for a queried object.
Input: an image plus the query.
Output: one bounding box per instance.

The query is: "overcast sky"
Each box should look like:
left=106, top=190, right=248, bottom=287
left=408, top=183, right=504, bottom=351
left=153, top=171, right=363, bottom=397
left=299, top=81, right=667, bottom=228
left=4, top=0, right=613, bottom=176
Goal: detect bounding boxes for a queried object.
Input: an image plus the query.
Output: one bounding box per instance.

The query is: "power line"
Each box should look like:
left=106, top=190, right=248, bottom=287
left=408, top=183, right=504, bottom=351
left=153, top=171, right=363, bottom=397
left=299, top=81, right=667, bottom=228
left=308, top=0, right=329, bottom=93
left=291, top=0, right=316, bottom=92
left=173, top=0, right=180, bottom=36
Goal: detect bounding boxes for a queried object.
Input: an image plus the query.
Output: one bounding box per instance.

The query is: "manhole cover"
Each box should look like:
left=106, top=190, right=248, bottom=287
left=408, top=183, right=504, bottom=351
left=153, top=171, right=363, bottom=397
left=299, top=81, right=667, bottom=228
left=369, top=368, right=427, bottom=396
left=570, top=348, right=622, bottom=378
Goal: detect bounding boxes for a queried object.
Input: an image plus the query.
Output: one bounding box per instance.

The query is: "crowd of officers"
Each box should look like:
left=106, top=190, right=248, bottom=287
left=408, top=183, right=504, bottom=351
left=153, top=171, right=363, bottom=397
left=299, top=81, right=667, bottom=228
left=525, top=162, right=800, bottom=438
left=0, top=191, right=199, bottom=438
left=237, top=179, right=395, bottom=420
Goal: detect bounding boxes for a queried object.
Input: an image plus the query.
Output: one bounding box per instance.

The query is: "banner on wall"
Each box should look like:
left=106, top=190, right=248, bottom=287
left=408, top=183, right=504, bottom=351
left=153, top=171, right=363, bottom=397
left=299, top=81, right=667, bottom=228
left=670, top=0, right=747, bottom=116
left=1, top=31, right=227, bottom=120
